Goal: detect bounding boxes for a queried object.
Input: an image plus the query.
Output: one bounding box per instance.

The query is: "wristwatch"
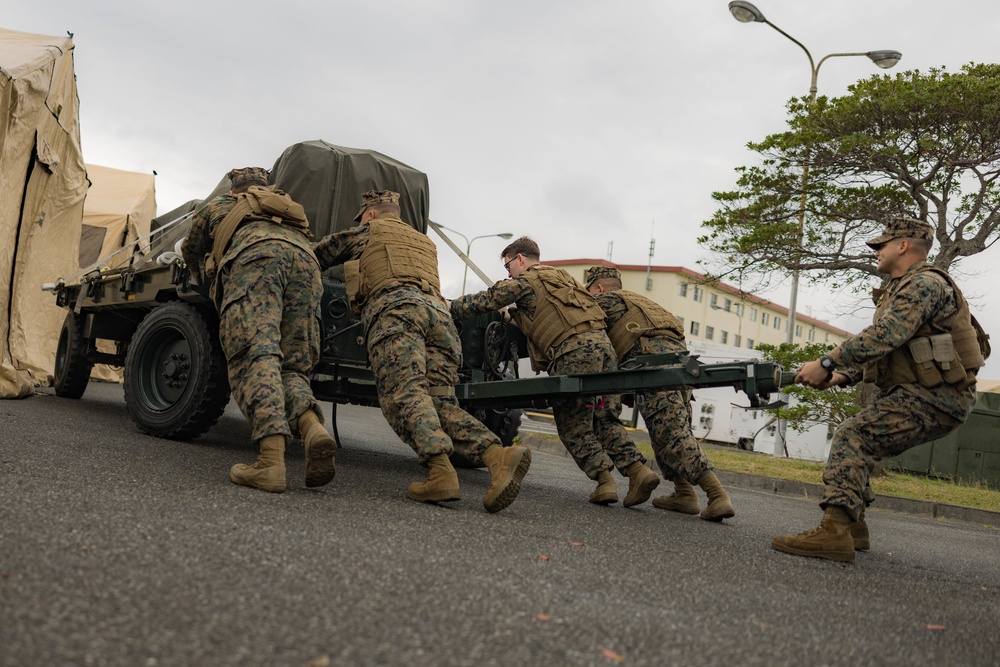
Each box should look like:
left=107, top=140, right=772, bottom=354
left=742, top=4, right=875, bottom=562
left=819, top=355, right=836, bottom=381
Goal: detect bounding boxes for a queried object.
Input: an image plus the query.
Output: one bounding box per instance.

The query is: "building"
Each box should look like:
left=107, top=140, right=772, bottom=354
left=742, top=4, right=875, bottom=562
left=547, top=259, right=852, bottom=353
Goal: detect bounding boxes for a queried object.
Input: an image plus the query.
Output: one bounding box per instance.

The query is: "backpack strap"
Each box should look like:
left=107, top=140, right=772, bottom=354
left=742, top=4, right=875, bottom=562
left=209, top=196, right=254, bottom=276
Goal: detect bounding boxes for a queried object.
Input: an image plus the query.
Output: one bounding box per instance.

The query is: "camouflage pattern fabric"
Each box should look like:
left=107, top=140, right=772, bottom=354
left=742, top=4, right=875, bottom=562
left=367, top=293, right=501, bottom=464
left=594, top=291, right=713, bottom=483
left=217, top=239, right=324, bottom=443
left=313, top=220, right=500, bottom=465
left=823, top=261, right=977, bottom=516
left=181, top=194, right=325, bottom=445
left=452, top=283, right=647, bottom=479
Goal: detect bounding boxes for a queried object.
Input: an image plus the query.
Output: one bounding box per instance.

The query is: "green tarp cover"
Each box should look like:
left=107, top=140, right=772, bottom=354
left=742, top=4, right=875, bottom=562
left=144, top=140, right=429, bottom=262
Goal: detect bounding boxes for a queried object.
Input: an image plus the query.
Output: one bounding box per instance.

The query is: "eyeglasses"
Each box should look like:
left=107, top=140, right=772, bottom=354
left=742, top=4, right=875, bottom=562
left=503, top=254, right=520, bottom=273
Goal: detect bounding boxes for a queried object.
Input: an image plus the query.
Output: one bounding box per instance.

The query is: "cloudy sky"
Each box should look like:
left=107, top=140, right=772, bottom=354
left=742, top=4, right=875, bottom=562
left=9, top=1, right=1000, bottom=376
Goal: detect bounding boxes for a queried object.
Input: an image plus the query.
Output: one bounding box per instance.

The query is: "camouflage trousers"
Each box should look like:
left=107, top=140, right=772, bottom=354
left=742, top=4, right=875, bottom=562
left=367, top=297, right=500, bottom=466
left=550, top=339, right=646, bottom=479
left=218, top=240, right=323, bottom=444
left=822, top=387, right=969, bottom=518
left=637, top=387, right=713, bottom=484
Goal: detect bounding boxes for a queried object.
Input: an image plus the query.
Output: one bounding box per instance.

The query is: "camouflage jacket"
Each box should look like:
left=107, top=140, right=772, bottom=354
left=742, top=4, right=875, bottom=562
left=829, top=261, right=976, bottom=419
left=593, top=290, right=687, bottom=361
left=311, top=219, right=447, bottom=340
left=181, top=194, right=316, bottom=291
left=450, top=267, right=595, bottom=369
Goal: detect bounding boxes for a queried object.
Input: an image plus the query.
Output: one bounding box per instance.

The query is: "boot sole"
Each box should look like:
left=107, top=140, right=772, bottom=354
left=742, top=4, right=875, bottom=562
left=305, top=436, right=337, bottom=488
left=623, top=475, right=661, bottom=508
left=652, top=500, right=700, bottom=514
left=407, top=489, right=462, bottom=503
left=771, top=539, right=855, bottom=563
left=483, top=448, right=532, bottom=514
left=229, top=470, right=286, bottom=493
left=700, top=507, right=736, bottom=522
left=589, top=493, right=619, bottom=505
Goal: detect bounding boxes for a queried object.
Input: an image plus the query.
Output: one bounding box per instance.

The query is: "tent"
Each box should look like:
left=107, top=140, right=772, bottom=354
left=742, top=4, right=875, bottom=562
left=80, top=164, right=156, bottom=382
left=0, top=28, right=87, bottom=398
left=79, top=164, right=155, bottom=271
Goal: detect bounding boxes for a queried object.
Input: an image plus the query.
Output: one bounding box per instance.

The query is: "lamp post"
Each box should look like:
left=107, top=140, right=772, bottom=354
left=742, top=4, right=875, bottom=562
left=436, top=224, right=513, bottom=294
left=728, top=0, right=900, bottom=455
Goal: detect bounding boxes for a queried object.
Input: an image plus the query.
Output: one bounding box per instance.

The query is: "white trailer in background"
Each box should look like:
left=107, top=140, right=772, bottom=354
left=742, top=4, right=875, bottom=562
left=676, top=341, right=832, bottom=462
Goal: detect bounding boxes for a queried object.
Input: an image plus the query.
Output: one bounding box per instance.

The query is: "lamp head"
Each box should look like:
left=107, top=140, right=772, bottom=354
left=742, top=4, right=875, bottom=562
left=729, top=1, right=766, bottom=23
left=866, top=50, right=902, bottom=69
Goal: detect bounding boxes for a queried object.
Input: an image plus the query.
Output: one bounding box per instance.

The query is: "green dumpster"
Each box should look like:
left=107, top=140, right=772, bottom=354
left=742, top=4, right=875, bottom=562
left=886, top=391, right=1000, bottom=489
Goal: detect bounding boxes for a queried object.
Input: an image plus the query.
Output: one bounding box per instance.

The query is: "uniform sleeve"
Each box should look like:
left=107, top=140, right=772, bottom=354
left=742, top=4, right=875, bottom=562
left=180, top=208, right=211, bottom=270
left=311, top=224, right=369, bottom=270
left=593, top=292, right=627, bottom=328
left=450, top=278, right=532, bottom=321
left=833, top=273, right=953, bottom=368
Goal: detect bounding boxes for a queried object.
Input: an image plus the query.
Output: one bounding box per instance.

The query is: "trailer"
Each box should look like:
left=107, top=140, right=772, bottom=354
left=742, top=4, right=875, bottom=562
left=47, top=141, right=791, bottom=453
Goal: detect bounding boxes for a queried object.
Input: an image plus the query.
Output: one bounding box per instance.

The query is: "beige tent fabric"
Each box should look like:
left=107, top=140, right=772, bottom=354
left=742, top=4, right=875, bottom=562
left=81, top=164, right=156, bottom=382
left=0, top=28, right=87, bottom=398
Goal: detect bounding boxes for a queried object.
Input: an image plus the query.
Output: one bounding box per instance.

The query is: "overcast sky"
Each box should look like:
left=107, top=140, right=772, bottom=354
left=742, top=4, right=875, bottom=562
left=8, top=1, right=1000, bottom=376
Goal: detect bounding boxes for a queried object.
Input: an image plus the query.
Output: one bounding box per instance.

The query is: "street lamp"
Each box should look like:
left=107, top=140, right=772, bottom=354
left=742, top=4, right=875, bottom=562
left=436, top=224, right=513, bottom=294
left=729, top=0, right=900, bottom=455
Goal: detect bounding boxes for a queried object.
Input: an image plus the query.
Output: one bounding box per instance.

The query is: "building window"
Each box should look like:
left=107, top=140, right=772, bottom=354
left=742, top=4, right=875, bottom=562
left=808, top=328, right=815, bottom=342
left=720, top=331, right=728, bottom=345
left=693, top=286, right=703, bottom=302
left=795, top=324, right=802, bottom=338
left=746, top=338, right=755, bottom=349
left=734, top=334, right=741, bottom=348
left=750, top=307, right=758, bottom=322
left=825, top=333, right=831, bottom=342
left=723, top=298, right=732, bottom=312
left=774, top=317, right=781, bottom=330
left=736, top=303, right=745, bottom=317
left=761, top=312, right=769, bottom=325
left=710, top=293, right=718, bottom=308
left=690, top=321, right=700, bottom=336
left=678, top=316, right=685, bottom=328
left=705, top=326, right=714, bottom=341
left=679, top=282, right=688, bottom=297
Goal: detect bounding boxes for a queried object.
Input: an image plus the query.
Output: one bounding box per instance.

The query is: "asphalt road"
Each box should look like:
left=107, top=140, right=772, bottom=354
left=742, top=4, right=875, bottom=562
left=2, top=382, right=998, bottom=666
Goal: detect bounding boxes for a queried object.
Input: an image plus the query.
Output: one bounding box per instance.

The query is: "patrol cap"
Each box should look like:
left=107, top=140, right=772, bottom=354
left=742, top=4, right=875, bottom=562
left=584, top=265, right=621, bottom=287
left=354, top=189, right=400, bottom=222
left=866, top=216, right=934, bottom=248
left=228, top=167, right=269, bottom=189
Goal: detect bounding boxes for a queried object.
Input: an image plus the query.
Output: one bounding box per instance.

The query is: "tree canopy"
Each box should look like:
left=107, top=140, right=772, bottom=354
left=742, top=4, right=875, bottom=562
left=699, top=63, right=1000, bottom=294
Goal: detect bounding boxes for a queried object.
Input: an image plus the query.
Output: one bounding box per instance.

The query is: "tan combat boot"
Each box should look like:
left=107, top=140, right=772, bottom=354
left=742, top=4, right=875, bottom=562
left=481, top=444, right=532, bottom=513
left=849, top=507, right=870, bottom=551
left=230, top=434, right=287, bottom=493
left=407, top=453, right=461, bottom=504
left=299, top=409, right=336, bottom=488
left=651, top=478, right=700, bottom=515
left=589, top=470, right=619, bottom=505
left=698, top=472, right=736, bottom=522
left=771, top=506, right=856, bottom=562
left=623, top=462, right=660, bottom=508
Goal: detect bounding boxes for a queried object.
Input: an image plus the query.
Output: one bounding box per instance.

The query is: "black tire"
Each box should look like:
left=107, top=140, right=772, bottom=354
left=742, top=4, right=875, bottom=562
left=451, top=407, right=524, bottom=469
left=53, top=311, right=94, bottom=399
left=123, top=302, right=230, bottom=440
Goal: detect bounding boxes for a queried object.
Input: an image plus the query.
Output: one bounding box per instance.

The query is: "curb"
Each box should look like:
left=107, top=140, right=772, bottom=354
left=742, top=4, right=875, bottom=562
left=516, top=432, right=999, bottom=528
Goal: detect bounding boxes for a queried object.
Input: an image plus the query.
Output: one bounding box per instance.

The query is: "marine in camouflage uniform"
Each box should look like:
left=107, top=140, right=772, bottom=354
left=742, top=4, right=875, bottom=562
left=772, top=217, right=986, bottom=562
left=584, top=265, right=735, bottom=522
left=311, top=191, right=530, bottom=513
left=181, top=167, right=335, bottom=494
left=450, top=237, right=660, bottom=507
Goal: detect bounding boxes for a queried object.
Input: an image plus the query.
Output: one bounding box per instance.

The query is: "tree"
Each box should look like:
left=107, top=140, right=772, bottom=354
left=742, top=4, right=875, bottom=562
left=699, top=63, right=1000, bottom=294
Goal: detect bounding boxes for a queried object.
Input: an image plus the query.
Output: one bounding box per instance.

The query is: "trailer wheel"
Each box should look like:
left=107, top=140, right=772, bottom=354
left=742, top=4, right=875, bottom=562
left=124, top=301, right=230, bottom=440
left=53, top=311, right=94, bottom=399
left=451, top=407, right=524, bottom=469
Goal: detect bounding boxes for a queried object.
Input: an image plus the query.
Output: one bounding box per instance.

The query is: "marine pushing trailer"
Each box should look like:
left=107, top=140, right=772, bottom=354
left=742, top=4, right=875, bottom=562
left=47, top=141, right=790, bottom=453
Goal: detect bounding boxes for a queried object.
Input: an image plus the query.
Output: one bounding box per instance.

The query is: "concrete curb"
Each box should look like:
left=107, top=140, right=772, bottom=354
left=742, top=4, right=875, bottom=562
left=516, top=432, right=999, bottom=528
